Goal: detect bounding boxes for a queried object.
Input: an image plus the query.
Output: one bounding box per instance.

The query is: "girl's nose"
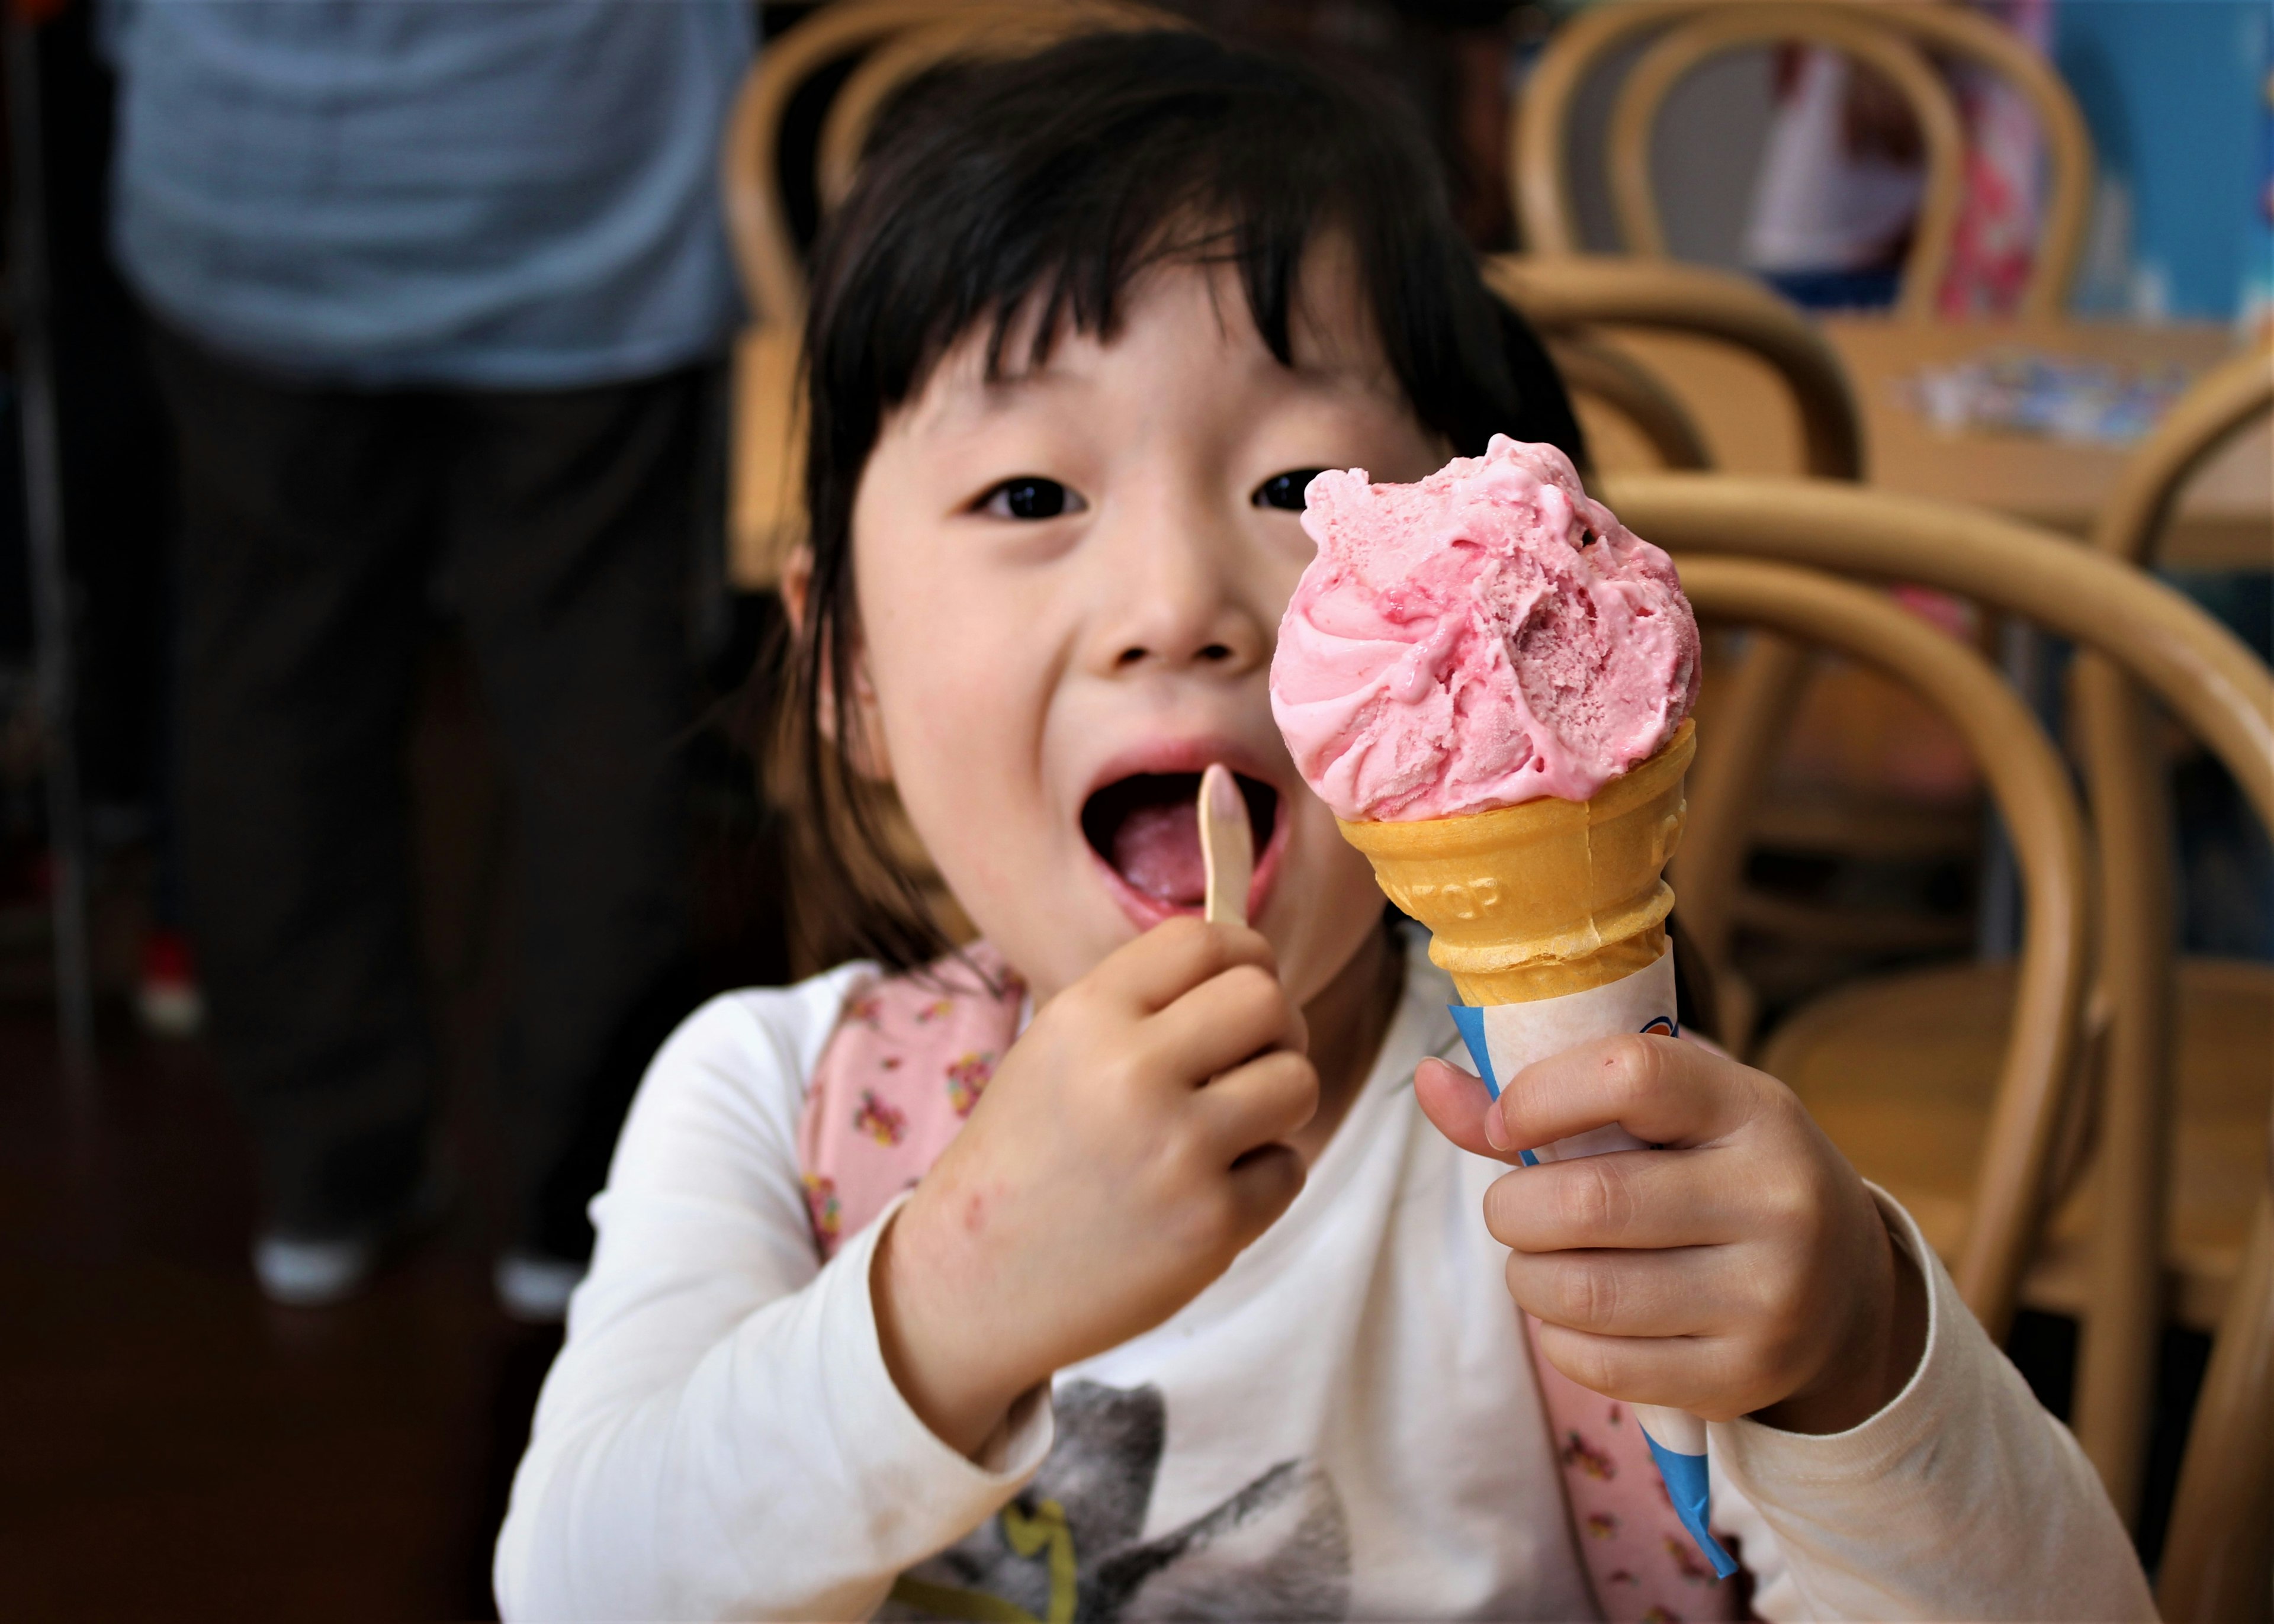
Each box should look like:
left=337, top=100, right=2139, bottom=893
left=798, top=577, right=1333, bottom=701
left=1087, top=497, right=1269, bottom=677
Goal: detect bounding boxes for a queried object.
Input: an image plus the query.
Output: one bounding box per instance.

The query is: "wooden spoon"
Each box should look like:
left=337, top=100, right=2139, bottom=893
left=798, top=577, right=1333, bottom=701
left=1197, top=763, right=1254, bottom=927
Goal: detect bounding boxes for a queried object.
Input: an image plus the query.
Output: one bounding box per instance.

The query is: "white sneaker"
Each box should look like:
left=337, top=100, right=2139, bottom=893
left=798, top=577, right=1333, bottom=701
left=250, top=1179, right=447, bottom=1307
left=253, top=1231, right=380, bottom=1307
left=495, top=1249, right=586, bottom=1324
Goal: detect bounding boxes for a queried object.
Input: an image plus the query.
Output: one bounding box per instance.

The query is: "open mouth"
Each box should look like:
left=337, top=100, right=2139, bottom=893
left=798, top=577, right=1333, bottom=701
left=1081, top=770, right=1281, bottom=913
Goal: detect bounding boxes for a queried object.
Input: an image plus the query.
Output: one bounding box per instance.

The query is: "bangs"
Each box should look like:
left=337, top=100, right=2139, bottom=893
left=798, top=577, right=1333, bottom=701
left=805, top=30, right=1539, bottom=491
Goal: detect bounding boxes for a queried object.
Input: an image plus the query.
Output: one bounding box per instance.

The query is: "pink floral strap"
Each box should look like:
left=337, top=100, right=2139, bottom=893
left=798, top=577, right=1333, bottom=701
left=798, top=943, right=1024, bottom=1259
left=1525, top=1314, right=1745, bottom=1622
left=795, top=944, right=1743, bottom=1620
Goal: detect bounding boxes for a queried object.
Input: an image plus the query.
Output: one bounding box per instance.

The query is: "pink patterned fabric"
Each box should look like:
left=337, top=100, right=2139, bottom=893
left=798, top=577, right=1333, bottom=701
left=796, top=943, right=1024, bottom=1259
left=1525, top=1317, right=1746, bottom=1623
left=795, top=945, right=1743, bottom=1622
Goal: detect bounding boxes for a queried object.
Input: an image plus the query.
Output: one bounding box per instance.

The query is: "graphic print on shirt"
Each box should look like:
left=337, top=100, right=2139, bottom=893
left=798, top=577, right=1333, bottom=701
left=879, top=1380, right=1351, bottom=1623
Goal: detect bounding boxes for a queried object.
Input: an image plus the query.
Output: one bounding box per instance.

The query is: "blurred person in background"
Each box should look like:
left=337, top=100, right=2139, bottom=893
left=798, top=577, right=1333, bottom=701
left=103, top=0, right=754, bottom=1317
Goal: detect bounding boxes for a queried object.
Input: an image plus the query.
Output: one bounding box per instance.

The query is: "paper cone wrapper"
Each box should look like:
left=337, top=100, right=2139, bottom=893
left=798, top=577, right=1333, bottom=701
left=1334, top=719, right=1694, bottom=1004
left=1334, top=719, right=1735, bottom=1581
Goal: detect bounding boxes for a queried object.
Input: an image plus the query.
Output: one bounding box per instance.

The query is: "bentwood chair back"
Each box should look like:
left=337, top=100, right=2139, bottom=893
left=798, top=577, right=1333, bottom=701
left=1599, top=471, right=2274, bottom=1347
left=1675, top=551, right=2090, bottom=1340
left=2156, top=1099, right=2273, bottom=1623
left=2064, top=345, right=2274, bottom=1520
left=1514, top=0, right=2095, bottom=319
left=720, top=0, right=1168, bottom=591
left=1481, top=252, right=1899, bottom=1050
left=1482, top=253, right=1862, bottom=481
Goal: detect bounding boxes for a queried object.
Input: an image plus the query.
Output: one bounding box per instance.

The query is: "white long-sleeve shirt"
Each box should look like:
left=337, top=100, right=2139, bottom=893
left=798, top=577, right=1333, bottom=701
left=494, top=933, right=2152, bottom=1622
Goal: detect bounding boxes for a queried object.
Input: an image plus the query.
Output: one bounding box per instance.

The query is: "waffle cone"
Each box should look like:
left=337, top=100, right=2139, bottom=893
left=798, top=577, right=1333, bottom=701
left=1336, top=719, right=1694, bottom=1002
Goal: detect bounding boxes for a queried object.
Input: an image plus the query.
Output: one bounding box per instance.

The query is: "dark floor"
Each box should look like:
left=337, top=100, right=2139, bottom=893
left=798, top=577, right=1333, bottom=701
left=0, top=632, right=789, bottom=1622
left=0, top=1012, right=555, bottom=1622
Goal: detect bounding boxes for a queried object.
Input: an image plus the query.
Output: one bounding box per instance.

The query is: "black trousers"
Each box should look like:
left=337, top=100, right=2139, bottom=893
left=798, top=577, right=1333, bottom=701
left=149, top=321, right=699, bottom=1257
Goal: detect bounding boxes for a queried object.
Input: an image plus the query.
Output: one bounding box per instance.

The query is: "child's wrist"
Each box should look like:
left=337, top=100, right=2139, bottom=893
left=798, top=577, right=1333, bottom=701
left=872, top=1197, right=1045, bottom=1460
left=1755, top=1210, right=1929, bottom=1436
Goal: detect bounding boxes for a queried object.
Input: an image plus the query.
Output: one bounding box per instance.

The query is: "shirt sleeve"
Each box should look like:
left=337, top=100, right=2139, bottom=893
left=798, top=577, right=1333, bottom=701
left=1707, top=1187, right=2154, bottom=1622
left=492, top=980, right=1055, bottom=1623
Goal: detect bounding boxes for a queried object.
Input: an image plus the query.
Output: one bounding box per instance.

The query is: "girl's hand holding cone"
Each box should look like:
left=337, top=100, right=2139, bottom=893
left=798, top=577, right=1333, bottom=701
left=1415, top=1033, right=1928, bottom=1435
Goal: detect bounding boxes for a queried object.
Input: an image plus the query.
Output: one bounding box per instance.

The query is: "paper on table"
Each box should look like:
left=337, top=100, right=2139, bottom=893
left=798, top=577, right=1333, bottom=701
left=1448, top=947, right=1739, bottom=1581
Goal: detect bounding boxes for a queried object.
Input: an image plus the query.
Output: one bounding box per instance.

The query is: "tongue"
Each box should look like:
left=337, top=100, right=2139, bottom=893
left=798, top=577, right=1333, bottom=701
left=1112, top=801, right=1206, bottom=905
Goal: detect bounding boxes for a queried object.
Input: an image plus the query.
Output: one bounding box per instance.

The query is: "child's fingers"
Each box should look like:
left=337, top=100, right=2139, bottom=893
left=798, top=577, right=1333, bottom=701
left=1480, top=1151, right=1752, bottom=1253
left=1223, top=1140, right=1305, bottom=1236
left=1495, top=1034, right=1766, bottom=1156
left=1148, top=962, right=1304, bottom=1085
left=1412, top=1056, right=1521, bottom=1162
left=1530, top=1320, right=1752, bottom=1420
left=1504, top=1246, right=1724, bottom=1340
left=1193, top=1050, right=1318, bottom=1157
left=1104, top=915, right=1277, bottom=1014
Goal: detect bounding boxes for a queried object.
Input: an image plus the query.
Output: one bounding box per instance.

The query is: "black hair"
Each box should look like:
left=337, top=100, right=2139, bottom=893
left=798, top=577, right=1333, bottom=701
left=781, top=27, right=1586, bottom=973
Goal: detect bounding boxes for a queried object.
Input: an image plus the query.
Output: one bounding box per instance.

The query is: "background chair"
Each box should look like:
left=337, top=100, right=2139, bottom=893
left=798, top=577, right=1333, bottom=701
left=2066, top=345, right=2274, bottom=1520
left=1512, top=0, right=2095, bottom=318
left=1483, top=252, right=1861, bottom=480
left=1484, top=250, right=1994, bottom=1049
left=1601, top=471, right=2274, bottom=1352
left=1675, top=552, right=2090, bottom=1338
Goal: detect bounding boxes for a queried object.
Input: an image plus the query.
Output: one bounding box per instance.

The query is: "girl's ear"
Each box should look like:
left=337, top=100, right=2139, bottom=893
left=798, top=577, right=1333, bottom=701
left=789, top=544, right=894, bottom=784
left=781, top=545, right=815, bottom=636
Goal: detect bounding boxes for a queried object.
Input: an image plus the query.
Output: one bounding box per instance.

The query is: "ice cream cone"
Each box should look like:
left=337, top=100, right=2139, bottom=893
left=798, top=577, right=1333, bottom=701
left=1335, top=719, right=1694, bottom=1004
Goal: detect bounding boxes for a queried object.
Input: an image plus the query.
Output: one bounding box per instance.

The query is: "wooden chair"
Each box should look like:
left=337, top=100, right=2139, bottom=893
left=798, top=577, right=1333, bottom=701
left=1513, top=0, right=2095, bottom=319
left=1675, top=552, right=2090, bottom=1334
left=720, top=0, right=1166, bottom=591
left=1483, top=253, right=1862, bottom=480
left=2065, top=345, right=2274, bottom=1520
left=1598, top=471, right=2274, bottom=1351
left=2156, top=1098, right=2273, bottom=1622
left=1484, top=251, right=1988, bottom=1045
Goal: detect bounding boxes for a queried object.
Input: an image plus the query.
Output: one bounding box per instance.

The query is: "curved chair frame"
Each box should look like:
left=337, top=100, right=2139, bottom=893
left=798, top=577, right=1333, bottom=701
left=817, top=2, right=1175, bottom=213
left=721, top=0, right=971, bottom=329
left=1609, top=8, right=1966, bottom=321
left=1546, top=331, right=1713, bottom=469
left=1679, top=555, right=2090, bottom=1338
left=1514, top=0, right=2095, bottom=317
left=1601, top=471, right=2274, bottom=1335
left=1483, top=253, right=1862, bottom=480
left=2064, top=345, right=2274, bottom=1516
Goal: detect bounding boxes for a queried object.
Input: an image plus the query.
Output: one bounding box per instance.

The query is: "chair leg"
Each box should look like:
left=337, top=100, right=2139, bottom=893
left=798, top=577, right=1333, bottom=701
left=2070, top=657, right=2175, bottom=1527
left=2156, top=1192, right=2274, bottom=1622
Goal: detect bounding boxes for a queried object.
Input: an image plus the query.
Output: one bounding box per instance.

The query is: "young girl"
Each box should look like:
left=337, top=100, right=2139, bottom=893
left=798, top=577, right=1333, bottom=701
left=496, top=33, right=2148, bottom=1623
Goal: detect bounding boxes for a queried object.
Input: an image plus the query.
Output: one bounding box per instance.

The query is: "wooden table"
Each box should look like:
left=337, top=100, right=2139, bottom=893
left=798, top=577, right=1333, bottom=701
left=1588, top=317, right=2272, bottom=568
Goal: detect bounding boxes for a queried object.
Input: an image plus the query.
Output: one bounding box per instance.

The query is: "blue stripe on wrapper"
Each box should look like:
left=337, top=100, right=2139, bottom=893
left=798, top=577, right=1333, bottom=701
left=1643, top=1432, right=1740, bottom=1579
left=1448, top=1005, right=1539, bottom=1166
left=1448, top=1004, right=1496, bottom=1096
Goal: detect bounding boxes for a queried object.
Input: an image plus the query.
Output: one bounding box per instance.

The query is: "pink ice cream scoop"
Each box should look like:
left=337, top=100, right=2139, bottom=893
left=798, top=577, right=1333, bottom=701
left=1268, top=435, right=1699, bottom=822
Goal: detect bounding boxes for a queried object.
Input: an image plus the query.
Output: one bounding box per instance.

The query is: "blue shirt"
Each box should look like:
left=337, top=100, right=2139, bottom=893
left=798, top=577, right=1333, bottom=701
left=107, top=0, right=754, bottom=388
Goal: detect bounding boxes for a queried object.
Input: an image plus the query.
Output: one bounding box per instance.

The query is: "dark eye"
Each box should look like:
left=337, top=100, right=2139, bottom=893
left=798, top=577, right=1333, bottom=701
left=978, top=477, right=1083, bottom=520
left=1252, top=469, right=1326, bottom=512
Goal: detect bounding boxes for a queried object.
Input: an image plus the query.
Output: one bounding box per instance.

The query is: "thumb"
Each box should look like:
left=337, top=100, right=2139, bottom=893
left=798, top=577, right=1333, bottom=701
left=1414, top=1056, right=1523, bottom=1163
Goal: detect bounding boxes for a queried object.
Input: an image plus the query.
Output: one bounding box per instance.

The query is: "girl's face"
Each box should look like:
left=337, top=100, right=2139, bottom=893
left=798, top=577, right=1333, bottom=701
left=849, top=249, right=1444, bottom=1005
